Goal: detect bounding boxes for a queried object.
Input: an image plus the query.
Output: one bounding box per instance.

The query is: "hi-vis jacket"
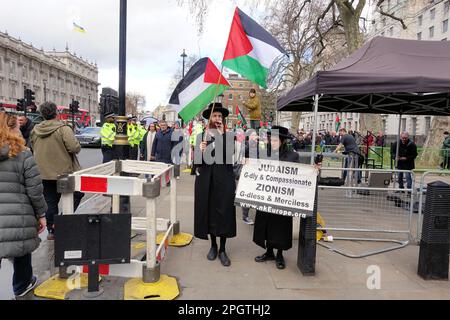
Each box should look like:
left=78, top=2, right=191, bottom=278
left=101, top=123, right=116, bottom=147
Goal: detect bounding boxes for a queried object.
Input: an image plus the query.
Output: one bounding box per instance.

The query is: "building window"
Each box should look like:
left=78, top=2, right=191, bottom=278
left=425, top=117, right=431, bottom=133
left=431, top=8, right=436, bottom=20
left=417, top=32, right=422, bottom=40
left=10, top=82, right=16, bottom=98
left=389, top=26, right=394, bottom=36
left=9, top=61, right=16, bottom=75
left=412, top=118, right=417, bottom=136
left=418, top=15, right=423, bottom=26
left=430, top=26, right=435, bottom=38
left=239, top=83, right=244, bottom=88
left=228, top=94, right=233, bottom=100
left=401, top=118, right=407, bottom=132
left=22, top=66, right=28, bottom=78
left=445, top=1, right=450, bottom=15
left=443, top=19, right=449, bottom=33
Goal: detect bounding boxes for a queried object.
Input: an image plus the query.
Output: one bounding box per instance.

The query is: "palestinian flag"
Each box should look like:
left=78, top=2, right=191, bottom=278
left=223, top=7, right=287, bottom=88
left=235, top=105, right=248, bottom=130
left=169, top=58, right=230, bottom=122
left=335, top=116, right=341, bottom=132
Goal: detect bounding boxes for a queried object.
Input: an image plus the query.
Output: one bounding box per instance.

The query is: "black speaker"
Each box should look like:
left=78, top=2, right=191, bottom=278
left=418, top=181, right=450, bottom=280
left=297, top=186, right=318, bottom=276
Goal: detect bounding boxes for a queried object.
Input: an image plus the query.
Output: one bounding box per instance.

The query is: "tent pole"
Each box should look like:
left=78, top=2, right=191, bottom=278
left=311, top=94, right=320, bottom=165
left=395, top=113, right=402, bottom=187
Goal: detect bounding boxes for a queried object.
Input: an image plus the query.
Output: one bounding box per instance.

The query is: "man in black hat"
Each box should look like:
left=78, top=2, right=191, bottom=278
left=193, top=102, right=236, bottom=267
left=100, top=112, right=116, bottom=163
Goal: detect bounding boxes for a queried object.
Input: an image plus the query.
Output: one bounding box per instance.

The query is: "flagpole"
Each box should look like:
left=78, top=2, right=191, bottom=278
left=203, top=65, right=225, bottom=142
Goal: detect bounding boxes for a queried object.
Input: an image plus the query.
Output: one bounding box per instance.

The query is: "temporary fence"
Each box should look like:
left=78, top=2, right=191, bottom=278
left=316, top=167, right=415, bottom=258
left=416, top=170, right=450, bottom=243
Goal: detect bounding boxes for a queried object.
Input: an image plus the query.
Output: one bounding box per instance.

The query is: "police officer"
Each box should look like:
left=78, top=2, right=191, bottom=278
left=100, top=112, right=116, bottom=163
left=127, top=116, right=141, bottom=160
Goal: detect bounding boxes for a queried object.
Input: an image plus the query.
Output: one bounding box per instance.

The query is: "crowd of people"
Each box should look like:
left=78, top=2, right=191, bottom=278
left=1, top=96, right=450, bottom=298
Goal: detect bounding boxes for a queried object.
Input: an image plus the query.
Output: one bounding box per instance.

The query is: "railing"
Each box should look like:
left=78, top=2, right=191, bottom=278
left=316, top=167, right=415, bottom=258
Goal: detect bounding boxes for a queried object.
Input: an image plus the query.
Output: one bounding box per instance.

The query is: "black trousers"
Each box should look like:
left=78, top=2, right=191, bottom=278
left=102, top=146, right=114, bottom=163
left=12, top=254, right=32, bottom=296
left=129, top=146, right=139, bottom=160
left=43, top=180, right=84, bottom=231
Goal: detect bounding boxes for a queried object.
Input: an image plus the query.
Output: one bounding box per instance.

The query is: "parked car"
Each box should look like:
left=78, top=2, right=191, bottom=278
left=75, top=127, right=102, bottom=148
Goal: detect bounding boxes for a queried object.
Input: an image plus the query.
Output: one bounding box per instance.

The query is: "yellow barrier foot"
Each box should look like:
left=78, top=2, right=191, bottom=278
left=181, top=168, right=192, bottom=173
left=124, top=275, right=179, bottom=300
left=157, top=233, right=193, bottom=247
left=34, top=273, right=90, bottom=300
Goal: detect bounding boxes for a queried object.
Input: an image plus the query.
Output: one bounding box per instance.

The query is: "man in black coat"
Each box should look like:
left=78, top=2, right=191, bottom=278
left=18, top=115, right=34, bottom=149
left=193, top=103, right=236, bottom=267
left=391, top=132, right=418, bottom=190
left=253, top=126, right=300, bottom=270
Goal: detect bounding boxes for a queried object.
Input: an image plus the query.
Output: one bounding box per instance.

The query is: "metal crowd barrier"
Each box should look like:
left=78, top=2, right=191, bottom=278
left=58, top=160, right=182, bottom=283
left=416, top=170, right=450, bottom=243
left=316, top=167, right=415, bottom=258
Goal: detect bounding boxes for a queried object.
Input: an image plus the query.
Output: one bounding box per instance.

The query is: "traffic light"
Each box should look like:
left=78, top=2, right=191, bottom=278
left=24, top=89, right=35, bottom=107
left=70, top=100, right=80, bottom=114
left=16, top=99, right=26, bottom=112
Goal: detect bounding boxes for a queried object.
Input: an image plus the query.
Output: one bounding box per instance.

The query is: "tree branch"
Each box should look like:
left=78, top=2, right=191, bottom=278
left=376, top=0, right=408, bottom=29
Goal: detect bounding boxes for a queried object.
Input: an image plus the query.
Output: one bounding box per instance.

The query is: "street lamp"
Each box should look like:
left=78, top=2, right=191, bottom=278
left=180, top=49, right=187, bottom=79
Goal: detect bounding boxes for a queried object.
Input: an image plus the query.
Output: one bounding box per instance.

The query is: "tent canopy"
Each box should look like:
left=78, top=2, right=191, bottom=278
left=277, top=37, right=450, bottom=115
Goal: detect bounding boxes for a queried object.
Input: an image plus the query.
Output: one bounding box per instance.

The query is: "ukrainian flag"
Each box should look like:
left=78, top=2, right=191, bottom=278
left=73, top=22, right=86, bottom=33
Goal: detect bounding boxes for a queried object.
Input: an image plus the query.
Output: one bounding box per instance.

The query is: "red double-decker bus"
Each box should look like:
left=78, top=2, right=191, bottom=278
left=57, top=106, right=91, bottom=127
left=1, top=102, right=91, bottom=127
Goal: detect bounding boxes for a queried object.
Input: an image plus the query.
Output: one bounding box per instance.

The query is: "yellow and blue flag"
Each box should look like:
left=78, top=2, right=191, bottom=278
left=73, top=22, right=86, bottom=33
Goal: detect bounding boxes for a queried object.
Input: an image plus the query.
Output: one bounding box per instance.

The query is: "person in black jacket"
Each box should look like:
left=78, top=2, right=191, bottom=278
left=18, top=115, right=34, bottom=149
left=391, top=132, right=418, bottom=190
left=253, top=126, right=300, bottom=270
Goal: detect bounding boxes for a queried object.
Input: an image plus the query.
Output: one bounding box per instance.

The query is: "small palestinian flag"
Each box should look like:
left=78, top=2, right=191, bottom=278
left=223, top=7, right=287, bottom=88
left=169, top=58, right=230, bottom=122
left=335, top=116, right=341, bottom=132
left=235, top=105, right=248, bottom=130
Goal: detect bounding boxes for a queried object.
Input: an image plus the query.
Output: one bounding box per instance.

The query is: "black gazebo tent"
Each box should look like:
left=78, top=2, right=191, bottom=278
left=277, top=36, right=450, bottom=163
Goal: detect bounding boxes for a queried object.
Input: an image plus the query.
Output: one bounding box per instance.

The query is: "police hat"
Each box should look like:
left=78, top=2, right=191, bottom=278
left=104, top=112, right=116, bottom=119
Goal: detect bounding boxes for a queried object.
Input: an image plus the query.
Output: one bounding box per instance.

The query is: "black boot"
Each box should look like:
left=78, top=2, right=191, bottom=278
left=218, top=251, right=231, bottom=267
left=275, top=250, right=286, bottom=270
left=207, top=246, right=218, bottom=261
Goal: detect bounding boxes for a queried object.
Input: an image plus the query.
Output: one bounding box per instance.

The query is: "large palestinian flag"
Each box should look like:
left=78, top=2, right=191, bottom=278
left=223, top=7, right=287, bottom=88
left=169, top=58, right=230, bottom=122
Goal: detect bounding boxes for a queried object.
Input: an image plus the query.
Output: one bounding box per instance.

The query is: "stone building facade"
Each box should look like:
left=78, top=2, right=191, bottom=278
left=0, top=31, right=99, bottom=124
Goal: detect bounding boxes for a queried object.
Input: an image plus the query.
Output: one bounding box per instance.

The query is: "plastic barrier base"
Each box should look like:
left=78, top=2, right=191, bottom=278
left=157, top=233, right=193, bottom=247
left=34, top=273, right=93, bottom=300
left=124, top=275, right=179, bottom=300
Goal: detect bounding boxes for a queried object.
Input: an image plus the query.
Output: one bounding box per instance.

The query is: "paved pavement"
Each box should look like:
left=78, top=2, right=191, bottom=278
left=2, top=170, right=449, bottom=300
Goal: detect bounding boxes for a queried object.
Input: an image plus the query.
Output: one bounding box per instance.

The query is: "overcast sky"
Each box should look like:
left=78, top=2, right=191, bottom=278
left=0, top=0, right=256, bottom=111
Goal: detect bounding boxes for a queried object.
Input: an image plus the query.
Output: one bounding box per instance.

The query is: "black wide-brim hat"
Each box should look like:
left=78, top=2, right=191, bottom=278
left=202, top=102, right=229, bottom=119
left=270, top=125, right=292, bottom=139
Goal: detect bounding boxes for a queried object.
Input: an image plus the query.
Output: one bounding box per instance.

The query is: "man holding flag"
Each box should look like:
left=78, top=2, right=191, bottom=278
left=243, top=89, right=262, bottom=130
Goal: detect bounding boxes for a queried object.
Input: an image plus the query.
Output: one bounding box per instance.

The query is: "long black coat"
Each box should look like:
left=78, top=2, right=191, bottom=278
left=253, top=147, right=300, bottom=251
left=194, top=131, right=236, bottom=240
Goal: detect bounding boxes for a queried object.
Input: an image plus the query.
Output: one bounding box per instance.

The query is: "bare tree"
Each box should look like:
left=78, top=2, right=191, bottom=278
left=126, top=92, right=146, bottom=116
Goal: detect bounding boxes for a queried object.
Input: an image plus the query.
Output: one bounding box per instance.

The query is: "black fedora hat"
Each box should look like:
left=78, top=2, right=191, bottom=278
left=270, top=125, right=292, bottom=139
left=202, top=102, right=229, bottom=119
